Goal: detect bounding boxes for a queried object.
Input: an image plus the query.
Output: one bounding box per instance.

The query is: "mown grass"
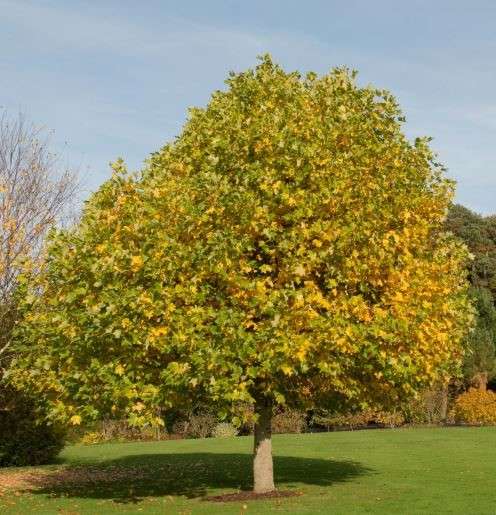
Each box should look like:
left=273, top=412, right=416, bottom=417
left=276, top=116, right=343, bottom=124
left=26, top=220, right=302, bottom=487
left=1, top=426, right=495, bottom=514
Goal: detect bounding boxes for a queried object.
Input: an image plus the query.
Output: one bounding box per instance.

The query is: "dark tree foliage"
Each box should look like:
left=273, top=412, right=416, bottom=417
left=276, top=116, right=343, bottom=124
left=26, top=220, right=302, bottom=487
left=0, top=386, right=65, bottom=467
left=463, top=287, right=496, bottom=389
left=446, top=204, right=496, bottom=298
left=446, top=205, right=496, bottom=387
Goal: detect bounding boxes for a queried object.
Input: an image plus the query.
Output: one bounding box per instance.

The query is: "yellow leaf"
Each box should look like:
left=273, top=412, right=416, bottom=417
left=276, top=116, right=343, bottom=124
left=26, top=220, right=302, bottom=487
left=294, top=264, right=306, bottom=277
left=132, top=401, right=145, bottom=412
left=281, top=365, right=293, bottom=375
left=131, top=255, right=143, bottom=271
left=70, top=415, right=82, bottom=426
left=296, top=348, right=306, bottom=361
left=150, top=326, right=168, bottom=338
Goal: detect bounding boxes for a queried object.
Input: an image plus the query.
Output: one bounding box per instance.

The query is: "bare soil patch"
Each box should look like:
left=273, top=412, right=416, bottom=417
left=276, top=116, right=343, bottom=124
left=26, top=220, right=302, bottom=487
left=205, top=489, right=301, bottom=502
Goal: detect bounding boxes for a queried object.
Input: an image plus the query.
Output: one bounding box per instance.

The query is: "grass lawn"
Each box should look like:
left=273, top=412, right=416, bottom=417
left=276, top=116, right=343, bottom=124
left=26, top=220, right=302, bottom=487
left=1, top=426, right=496, bottom=514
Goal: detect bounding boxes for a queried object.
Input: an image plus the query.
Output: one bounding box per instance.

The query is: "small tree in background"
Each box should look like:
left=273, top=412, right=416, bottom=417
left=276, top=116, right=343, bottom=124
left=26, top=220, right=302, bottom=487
left=0, top=111, right=76, bottom=466
left=0, top=111, right=76, bottom=371
left=13, top=57, right=472, bottom=493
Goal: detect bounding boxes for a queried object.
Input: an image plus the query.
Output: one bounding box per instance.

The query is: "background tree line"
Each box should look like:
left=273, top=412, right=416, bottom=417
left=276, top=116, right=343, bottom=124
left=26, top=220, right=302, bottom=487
left=445, top=205, right=496, bottom=390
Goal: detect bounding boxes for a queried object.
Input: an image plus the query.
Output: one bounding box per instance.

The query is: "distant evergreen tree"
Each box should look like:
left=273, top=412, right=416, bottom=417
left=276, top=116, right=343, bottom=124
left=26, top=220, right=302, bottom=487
left=446, top=205, right=496, bottom=298
left=446, top=205, right=496, bottom=388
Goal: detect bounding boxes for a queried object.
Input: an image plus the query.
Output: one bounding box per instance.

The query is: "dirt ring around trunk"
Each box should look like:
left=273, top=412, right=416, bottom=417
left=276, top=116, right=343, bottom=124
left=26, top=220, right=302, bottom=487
left=204, top=489, right=301, bottom=502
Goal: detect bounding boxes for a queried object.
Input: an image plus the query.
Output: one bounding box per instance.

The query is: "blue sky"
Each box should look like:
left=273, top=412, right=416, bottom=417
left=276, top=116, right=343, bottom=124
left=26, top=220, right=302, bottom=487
left=1, top=0, right=495, bottom=214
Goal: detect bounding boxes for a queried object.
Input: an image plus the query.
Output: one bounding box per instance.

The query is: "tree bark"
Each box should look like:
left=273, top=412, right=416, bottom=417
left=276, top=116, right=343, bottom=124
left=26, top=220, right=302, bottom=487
left=439, top=384, right=449, bottom=421
left=253, top=396, right=275, bottom=493
left=473, top=372, right=488, bottom=391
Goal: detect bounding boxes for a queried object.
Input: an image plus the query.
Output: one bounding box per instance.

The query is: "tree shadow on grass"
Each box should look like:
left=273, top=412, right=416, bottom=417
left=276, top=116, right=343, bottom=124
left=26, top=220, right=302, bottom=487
left=23, top=453, right=371, bottom=504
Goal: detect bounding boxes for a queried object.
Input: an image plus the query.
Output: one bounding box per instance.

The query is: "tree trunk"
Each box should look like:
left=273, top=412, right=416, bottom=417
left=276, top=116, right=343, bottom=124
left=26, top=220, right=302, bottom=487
left=253, top=396, right=275, bottom=493
left=439, top=384, right=449, bottom=421
left=473, top=372, right=488, bottom=391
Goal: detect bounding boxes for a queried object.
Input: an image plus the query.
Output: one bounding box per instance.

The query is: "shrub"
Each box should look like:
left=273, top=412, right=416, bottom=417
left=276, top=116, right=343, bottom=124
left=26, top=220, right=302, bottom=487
left=212, top=422, right=238, bottom=438
left=374, top=410, right=405, bottom=428
left=172, top=413, right=216, bottom=439
left=454, top=388, right=496, bottom=425
left=272, top=409, right=306, bottom=434
left=80, top=431, right=103, bottom=445
left=0, top=386, right=65, bottom=466
left=311, top=408, right=404, bottom=430
left=402, top=387, right=450, bottom=425
left=77, top=419, right=167, bottom=444
left=311, top=410, right=373, bottom=430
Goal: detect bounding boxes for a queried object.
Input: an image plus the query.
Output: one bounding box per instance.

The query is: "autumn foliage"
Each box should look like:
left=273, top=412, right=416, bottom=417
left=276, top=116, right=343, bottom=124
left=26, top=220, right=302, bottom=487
left=454, top=388, right=496, bottom=425
left=12, top=57, right=472, bottom=490
left=0, top=111, right=75, bottom=367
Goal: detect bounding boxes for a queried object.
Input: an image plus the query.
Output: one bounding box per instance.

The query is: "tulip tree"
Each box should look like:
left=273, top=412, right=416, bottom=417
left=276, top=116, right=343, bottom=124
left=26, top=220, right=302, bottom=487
left=14, top=56, right=472, bottom=493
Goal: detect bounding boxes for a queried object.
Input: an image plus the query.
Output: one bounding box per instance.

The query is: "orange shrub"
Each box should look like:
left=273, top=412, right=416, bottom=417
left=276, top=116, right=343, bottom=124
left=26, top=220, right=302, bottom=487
left=374, top=410, right=406, bottom=428
left=454, top=389, right=496, bottom=425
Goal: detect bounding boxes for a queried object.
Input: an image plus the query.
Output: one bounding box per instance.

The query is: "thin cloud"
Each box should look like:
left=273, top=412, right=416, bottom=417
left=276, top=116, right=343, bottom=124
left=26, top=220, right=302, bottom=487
left=1, top=0, right=494, bottom=213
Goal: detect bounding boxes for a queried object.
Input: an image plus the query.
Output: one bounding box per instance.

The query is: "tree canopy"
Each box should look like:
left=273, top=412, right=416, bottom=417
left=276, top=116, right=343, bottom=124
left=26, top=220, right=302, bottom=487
left=13, top=56, right=472, bottom=492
